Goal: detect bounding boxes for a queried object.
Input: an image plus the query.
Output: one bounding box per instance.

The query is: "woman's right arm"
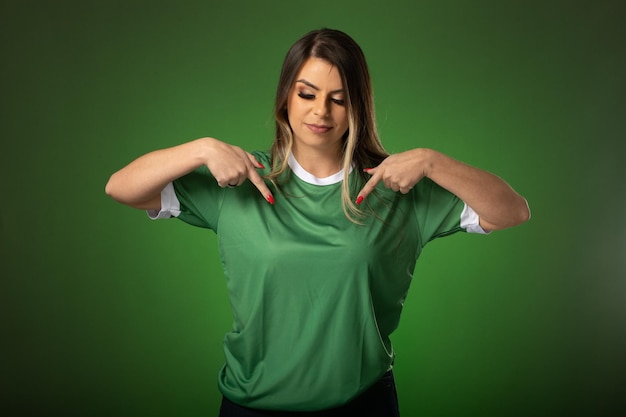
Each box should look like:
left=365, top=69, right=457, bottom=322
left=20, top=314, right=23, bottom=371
left=105, top=137, right=272, bottom=210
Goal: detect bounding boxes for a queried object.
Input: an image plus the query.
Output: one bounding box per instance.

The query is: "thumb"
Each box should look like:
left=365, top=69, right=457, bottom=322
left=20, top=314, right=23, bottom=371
left=363, top=167, right=377, bottom=176
left=247, top=152, right=266, bottom=169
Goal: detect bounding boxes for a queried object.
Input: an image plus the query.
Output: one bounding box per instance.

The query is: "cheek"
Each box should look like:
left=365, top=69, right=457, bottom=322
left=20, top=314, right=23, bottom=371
left=335, top=109, right=348, bottom=128
left=286, top=95, right=302, bottom=119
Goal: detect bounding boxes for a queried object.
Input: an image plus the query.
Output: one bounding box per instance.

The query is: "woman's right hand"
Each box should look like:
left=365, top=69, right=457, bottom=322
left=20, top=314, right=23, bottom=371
left=105, top=137, right=274, bottom=210
left=203, top=139, right=271, bottom=198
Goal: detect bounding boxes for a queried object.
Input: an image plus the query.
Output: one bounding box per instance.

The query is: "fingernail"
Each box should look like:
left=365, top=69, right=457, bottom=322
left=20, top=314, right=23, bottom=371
left=258, top=162, right=266, bottom=169
left=355, top=196, right=364, bottom=205
left=363, top=168, right=372, bottom=171
left=266, top=194, right=275, bottom=205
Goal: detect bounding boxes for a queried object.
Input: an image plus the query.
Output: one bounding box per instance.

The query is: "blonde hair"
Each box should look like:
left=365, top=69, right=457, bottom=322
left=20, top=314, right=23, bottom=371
left=268, top=29, right=388, bottom=223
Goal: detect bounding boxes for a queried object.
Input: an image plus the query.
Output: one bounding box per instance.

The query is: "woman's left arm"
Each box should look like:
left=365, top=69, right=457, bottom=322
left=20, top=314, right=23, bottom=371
left=357, top=148, right=530, bottom=231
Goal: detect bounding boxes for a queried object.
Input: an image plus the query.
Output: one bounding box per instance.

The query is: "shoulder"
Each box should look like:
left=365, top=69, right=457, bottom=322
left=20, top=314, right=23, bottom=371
left=251, top=150, right=271, bottom=165
left=410, top=177, right=461, bottom=210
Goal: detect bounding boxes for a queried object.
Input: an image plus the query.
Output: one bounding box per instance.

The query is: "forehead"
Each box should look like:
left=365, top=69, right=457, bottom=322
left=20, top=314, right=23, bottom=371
left=295, top=57, right=343, bottom=89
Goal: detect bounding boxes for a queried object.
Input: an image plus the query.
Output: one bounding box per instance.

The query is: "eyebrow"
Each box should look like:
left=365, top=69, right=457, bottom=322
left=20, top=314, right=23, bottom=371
left=296, top=79, right=344, bottom=94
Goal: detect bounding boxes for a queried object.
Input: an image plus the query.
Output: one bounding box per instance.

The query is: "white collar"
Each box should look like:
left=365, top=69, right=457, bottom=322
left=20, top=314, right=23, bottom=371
left=287, top=153, right=352, bottom=185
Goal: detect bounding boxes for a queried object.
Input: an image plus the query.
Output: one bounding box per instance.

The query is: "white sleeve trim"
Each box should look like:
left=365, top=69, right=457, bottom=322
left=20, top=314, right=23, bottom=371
left=461, top=203, right=490, bottom=234
left=146, top=182, right=181, bottom=220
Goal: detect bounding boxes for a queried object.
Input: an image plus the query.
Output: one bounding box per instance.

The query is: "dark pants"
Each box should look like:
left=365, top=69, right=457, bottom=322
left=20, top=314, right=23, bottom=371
left=219, top=371, right=400, bottom=417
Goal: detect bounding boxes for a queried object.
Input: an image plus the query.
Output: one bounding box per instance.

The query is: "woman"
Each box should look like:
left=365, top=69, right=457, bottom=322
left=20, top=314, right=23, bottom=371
left=106, top=29, right=530, bottom=416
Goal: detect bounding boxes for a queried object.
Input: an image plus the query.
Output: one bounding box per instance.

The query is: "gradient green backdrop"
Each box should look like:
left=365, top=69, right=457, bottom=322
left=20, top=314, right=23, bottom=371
left=2, top=1, right=624, bottom=416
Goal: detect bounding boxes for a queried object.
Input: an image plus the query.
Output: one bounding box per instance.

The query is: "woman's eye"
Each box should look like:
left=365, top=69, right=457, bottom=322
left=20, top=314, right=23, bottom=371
left=298, top=92, right=315, bottom=100
left=332, top=98, right=345, bottom=106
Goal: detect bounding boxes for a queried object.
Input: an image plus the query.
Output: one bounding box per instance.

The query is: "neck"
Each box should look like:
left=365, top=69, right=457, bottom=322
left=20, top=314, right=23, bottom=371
left=291, top=145, right=343, bottom=178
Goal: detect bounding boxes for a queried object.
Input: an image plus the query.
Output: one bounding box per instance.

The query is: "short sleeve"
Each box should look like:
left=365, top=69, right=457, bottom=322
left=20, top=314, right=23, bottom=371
left=172, top=166, right=225, bottom=231
left=460, top=204, right=490, bottom=234
left=412, top=178, right=466, bottom=245
left=147, top=182, right=181, bottom=220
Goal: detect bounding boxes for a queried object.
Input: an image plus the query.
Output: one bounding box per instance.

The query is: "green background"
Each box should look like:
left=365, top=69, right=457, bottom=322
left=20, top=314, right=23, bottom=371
left=2, top=1, right=624, bottom=416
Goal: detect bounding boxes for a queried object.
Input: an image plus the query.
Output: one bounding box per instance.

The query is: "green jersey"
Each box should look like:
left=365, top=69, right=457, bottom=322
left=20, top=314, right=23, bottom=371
left=151, top=151, right=482, bottom=411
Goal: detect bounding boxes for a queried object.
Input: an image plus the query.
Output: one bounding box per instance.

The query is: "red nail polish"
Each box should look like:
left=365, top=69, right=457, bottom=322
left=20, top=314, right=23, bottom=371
left=355, top=196, right=364, bottom=205
left=258, top=162, right=266, bottom=169
left=267, top=194, right=275, bottom=205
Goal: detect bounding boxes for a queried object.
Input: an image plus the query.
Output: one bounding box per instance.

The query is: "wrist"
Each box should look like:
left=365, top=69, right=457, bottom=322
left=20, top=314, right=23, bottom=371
left=195, top=137, right=219, bottom=162
left=412, top=148, right=437, bottom=178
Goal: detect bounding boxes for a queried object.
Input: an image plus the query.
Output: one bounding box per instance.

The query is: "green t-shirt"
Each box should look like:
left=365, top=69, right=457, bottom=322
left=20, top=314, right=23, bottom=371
left=162, top=151, right=469, bottom=411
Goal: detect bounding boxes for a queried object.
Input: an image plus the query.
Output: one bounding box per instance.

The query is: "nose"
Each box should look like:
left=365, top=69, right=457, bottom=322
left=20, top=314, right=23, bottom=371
left=313, top=99, right=329, bottom=117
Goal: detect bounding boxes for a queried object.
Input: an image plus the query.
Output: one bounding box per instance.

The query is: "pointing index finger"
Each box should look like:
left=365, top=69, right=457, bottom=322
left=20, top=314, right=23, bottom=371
left=356, top=168, right=381, bottom=205
left=247, top=165, right=274, bottom=205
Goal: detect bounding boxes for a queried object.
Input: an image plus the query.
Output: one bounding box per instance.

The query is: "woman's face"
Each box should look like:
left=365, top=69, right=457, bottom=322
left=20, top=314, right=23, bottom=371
left=287, top=57, right=349, bottom=156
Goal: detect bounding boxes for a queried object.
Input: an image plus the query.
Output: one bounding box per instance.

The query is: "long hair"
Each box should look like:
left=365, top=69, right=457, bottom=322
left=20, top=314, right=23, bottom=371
left=268, top=28, right=388, bottom=223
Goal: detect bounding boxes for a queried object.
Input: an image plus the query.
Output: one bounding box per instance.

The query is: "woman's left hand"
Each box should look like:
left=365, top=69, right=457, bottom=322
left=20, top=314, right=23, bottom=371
left=357, top=149, right=428, bottom=201
left=356, top=148, right=530, bottom=231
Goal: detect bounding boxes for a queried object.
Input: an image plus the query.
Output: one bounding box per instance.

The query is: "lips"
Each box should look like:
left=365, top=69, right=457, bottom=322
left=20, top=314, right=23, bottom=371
left=306, top=123, right=332, bottom=134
